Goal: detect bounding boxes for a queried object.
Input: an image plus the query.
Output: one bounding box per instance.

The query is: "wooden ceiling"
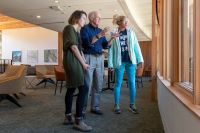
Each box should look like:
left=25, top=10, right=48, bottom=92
left=0, top=13, right=35, bottom=30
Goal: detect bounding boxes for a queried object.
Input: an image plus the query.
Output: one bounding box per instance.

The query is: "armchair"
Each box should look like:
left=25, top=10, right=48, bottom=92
left=54, top=65, right=65, bottom=95
left=0, top=65, right=26, bottom=107
left=35, top=65, right=55, bottom=88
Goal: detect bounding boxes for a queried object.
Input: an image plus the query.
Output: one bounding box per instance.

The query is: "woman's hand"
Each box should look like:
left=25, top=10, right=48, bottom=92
left=111, top=32, right=119, bottom=39
left=108, top=32, right=120, bottom=45
left=137, top=62, right=144, bottom=69
left=83, top=63, right=90, bottom=70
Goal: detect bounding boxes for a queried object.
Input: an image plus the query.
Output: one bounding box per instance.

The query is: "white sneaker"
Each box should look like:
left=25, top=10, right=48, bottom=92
left=73, top=121, right=92, bottom=132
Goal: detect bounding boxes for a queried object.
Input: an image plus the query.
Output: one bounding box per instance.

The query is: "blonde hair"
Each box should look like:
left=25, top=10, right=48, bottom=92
left=112, top=14, right=119, bottom=25
left=112, top=15, right=127, bottom=25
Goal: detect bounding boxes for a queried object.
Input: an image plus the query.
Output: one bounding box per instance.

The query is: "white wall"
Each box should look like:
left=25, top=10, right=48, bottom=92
left=2, top=27, right=58, bottom=65
left=157, top=78, right=200, bottom=133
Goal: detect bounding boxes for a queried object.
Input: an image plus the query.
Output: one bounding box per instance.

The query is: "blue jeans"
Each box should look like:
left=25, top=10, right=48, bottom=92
left=114, top=62, right=136, bottom=105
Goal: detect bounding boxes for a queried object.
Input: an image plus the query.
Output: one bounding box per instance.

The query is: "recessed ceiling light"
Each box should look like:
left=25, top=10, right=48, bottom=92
left=114, top=9, right=117, bottom=12
left=36, top=15, right=41, bottom=19
left=57, top=6, right=63, bottom=11
left=54, top=0, right=59, bottom=3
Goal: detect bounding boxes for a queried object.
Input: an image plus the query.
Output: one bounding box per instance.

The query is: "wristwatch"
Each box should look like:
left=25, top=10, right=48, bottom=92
left=96, top=35, right=100, bottom=39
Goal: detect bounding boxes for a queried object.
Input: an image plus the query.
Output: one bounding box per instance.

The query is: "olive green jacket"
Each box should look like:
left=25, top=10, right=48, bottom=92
left=62, top=25, right=84, bottom=88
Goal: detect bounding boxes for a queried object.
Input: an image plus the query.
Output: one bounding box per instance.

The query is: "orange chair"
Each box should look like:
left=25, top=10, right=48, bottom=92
left=54, top=66, right=65, bottom=95
left=144, top=65, right=152, bottom=77
left=136, top=64, right=144, bottom=88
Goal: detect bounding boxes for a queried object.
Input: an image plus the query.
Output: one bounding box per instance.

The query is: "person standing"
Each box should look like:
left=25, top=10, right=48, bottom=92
left=80, top=11, right=115, bottom=115
left=62, top=10, right=92, bottom=132
left=108, top=15, right=144, bottom=114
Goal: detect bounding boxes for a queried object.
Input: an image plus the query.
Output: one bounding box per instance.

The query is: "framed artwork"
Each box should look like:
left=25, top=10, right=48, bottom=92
left=12, top=51, right=22, bottom=62
left=27, top=50, right=38, bottom=63
left=44, top=49, right=57, bottom=63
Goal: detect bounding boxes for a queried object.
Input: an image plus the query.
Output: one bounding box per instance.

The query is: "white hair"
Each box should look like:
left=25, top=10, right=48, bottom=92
left=88, top=11, right=100, bottom=22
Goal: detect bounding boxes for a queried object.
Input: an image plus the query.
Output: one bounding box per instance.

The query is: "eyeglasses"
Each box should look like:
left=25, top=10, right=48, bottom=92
left=95, top=17, right=101, bottom=20
left=118, top=19, right=128, bottom=23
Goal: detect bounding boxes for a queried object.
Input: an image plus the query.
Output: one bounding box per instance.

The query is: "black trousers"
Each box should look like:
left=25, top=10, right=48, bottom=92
left=65, top=85, right=87, bottom=117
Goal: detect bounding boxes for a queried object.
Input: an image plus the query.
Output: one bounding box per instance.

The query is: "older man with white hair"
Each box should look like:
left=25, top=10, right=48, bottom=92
left=80, top=11, right=114, bottom=116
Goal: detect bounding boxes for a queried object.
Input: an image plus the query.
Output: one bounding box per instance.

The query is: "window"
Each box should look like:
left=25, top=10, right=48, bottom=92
left=158, top=0, right=200, bottom=106
left=180, top=0, right=194, bottom=91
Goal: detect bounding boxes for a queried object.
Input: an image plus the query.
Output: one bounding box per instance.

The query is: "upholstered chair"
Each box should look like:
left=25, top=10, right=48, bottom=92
left=0, top=65, right=26, bottom=107
left=136, top=64, right=144, bottom=88
left=54, top=65, right=65, bottom=95
left=35, top=65, right=55, bottom=88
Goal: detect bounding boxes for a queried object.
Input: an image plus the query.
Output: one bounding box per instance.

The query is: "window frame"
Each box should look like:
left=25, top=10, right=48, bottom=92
left=157, top=0, right=200, bottom=105
left=193, top=0, right=200, bottom=104
left=179, top=0, right=194, bottom=92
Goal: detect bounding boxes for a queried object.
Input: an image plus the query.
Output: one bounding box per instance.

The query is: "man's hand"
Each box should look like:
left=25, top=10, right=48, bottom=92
left=97, top=26, right=110, bottom=38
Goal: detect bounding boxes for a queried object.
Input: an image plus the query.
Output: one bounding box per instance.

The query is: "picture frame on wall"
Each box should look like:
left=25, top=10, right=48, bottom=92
left=12, top=51, right=22, bottom=62
left=44, top=49, right=57, bottom=63
left=27, top=50, right=38, bottom=63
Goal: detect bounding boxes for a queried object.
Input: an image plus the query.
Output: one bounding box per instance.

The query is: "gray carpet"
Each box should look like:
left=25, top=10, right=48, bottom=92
left=0, top=77, right=164, bottom=133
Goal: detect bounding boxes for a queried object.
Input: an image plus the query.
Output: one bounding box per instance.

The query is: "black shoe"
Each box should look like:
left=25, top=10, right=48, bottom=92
left=63, top=114, right=74, bottom=125
left=90, top=109, right=103, bottom=115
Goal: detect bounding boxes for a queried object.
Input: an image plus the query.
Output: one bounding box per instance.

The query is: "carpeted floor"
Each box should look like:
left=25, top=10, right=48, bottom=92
left=0, top=77, right=164, bottom=133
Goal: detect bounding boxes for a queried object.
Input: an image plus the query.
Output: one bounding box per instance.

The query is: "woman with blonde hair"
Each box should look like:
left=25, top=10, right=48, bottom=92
left=108, top=15, right=144, bottom=114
